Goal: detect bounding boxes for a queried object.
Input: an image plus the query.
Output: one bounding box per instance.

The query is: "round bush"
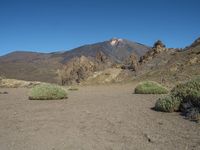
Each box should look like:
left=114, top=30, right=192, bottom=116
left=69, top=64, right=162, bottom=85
left=171, top=77, right=200, bottom=102
left=29, top=84, right=67, bottom=100
left=154, top=77, right=200, bottom=121
left=155, top=96, right=181, bottom=112
left=135, top=81, right=168, bottom=94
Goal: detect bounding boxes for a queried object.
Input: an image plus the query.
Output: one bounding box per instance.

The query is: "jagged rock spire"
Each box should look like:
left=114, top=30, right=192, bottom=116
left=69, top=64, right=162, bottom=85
left=153, top=40, right=166, bottom=49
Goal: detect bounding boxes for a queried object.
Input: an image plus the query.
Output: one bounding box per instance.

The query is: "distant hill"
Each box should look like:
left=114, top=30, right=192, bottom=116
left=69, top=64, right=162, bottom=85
left=0, top=51, right=61, bottom=83
left=0, top=38, right=150, bottom=83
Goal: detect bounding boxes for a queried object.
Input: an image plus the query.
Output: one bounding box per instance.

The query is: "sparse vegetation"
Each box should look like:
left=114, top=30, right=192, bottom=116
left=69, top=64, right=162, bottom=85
left=29, top=84, right=67, bottom=100
left=68, top=86, right=79, bottom=91
left=0, top=78, right=41, bottom=88
left=154, top=77, right=200, bottom=121
left=135, top=81, right=168, bottom=94
left=155, top=95, right=181, bottom=112
left=171, top=77, right=200, bottom=103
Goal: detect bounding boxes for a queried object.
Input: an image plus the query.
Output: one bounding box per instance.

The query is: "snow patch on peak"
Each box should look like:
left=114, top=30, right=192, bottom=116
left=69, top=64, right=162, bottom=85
left=110, top=40, right=117, bottom=46
left=110, top=38, right=124, bottom=46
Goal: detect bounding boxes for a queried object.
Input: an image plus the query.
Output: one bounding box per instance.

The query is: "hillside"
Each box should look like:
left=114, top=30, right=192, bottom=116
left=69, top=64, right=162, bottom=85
left=0, top=37, right=199, bottom=86
left=0, top=38, right=150, bottom=83
left=55, top=38, right=150, bottom=63
left=82, top=38, right=200, bottom=86
left=0, top=51, right=62, bottom=83
left=135, top=38, right=200, bottom=87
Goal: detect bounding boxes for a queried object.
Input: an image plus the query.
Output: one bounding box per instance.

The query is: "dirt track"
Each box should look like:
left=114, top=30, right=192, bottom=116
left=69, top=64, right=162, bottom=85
left=0, top=84, right=199, bottom=150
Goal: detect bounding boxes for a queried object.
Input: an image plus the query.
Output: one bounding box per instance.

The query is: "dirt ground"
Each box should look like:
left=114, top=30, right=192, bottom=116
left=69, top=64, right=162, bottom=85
left=0, top=84, right=199, bottom=150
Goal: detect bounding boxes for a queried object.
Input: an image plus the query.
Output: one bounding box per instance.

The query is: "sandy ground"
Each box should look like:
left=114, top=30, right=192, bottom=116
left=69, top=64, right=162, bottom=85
left=0, top=84, right=199, bottom=150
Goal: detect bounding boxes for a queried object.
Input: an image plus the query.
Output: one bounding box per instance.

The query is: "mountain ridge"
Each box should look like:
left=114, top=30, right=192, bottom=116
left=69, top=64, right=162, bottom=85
left=0, top=38, right=150, bottom=83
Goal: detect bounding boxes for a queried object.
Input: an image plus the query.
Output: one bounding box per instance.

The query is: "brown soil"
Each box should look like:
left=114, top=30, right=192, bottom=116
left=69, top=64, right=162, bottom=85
left=0, top=84, right=199, bottom=150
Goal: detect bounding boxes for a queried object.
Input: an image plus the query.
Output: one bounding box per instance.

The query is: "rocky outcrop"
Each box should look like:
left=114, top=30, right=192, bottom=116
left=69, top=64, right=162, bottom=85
left=121, top=53, right=138, bottom=71
left=139, top=40, right=167, bottom=64
left=59, top=51, right=114, bottom=85
left=58, top=56, right=96, bottom=85
left=153, top=40, right=166, bottom=51
left=95, top=51, right=107, bottom=63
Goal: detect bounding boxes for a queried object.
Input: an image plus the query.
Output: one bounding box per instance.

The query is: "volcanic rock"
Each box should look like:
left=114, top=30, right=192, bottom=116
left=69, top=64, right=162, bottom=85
left=139, top=40, right=167, bottom=64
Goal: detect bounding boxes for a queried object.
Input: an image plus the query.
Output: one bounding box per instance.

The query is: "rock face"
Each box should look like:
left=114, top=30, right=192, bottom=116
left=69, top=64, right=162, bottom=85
left=59, top=56, right=96, bottom=85
left=121, top=53, right=138, bottom=71
left=59, top=51, right=114, bottom=85
left=139, top=40, right=167, bottom=64
left=153, top=40, right=166, bottom=51
left=95, top=51, right=107, bottom=63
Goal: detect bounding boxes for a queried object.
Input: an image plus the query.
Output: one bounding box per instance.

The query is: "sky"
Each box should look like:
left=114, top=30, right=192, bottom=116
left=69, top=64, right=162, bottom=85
left=0, top=0, right=200, bottom=56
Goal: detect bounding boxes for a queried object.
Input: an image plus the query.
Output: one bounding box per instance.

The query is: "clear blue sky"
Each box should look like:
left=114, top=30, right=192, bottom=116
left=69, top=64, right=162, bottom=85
left=0, top=0, right=200, bottom=55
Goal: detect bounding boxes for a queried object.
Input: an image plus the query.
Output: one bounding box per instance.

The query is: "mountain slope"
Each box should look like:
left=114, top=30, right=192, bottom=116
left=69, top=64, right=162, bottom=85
left=135, top=38, right=200, bottom=87
left=52, top=38, right=150, bottom=63
left=0, top=38, right=150, bottom=83
left=0, top=51, right=62, bottom=83
left=83, top=38, right=200, bottom=86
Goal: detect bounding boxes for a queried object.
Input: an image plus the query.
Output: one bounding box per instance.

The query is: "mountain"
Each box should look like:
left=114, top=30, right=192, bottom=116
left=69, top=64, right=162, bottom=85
left=82, top=38, right=200, bottom=86
left=52, top=38, right=150, bottom=63
left=0, top=37, right=199, bottom=86
left=0, top=38, right=150, bottom=83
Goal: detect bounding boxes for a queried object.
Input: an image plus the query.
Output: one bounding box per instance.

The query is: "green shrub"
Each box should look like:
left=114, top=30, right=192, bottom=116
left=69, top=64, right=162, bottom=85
left=154, top=77, right=200, bottom=122
left=155, top=95, right=181, bottom=112
left=29, top=84, right=67, bottom=100
left=171, top=77, right=200, bottom=102
left=135, top=81, right=168, bottom=94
